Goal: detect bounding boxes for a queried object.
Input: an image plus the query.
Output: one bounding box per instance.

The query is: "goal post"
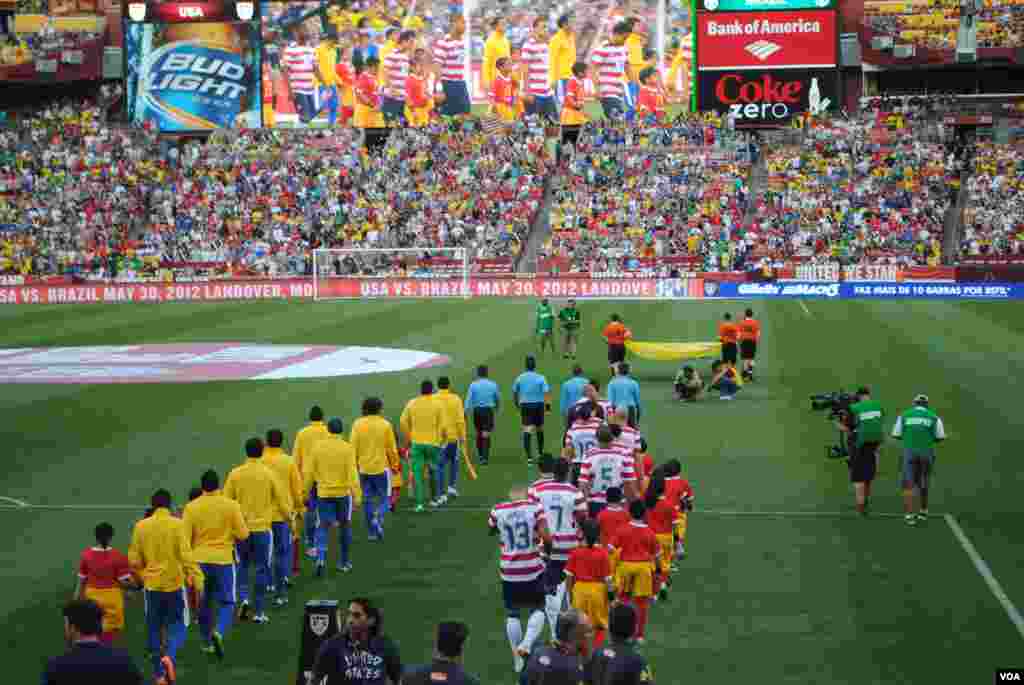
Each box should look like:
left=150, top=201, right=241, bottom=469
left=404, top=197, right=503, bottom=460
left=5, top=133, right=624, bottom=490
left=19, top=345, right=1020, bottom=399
left=312, top=248, right=472, bottom=300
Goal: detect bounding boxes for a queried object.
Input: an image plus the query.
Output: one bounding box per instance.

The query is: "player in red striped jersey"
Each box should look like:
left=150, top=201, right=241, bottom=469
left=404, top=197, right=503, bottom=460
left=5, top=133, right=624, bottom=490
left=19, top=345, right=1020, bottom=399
left=608, top=407, right=641, bottom=458
left=380, top=30, right=414, bottom=125
left=579, top=425, right=639, bottom=517
left=282, top=34, right=318, bottom=125
left=433, top=14, right=471, bottom=117
left=563, top=403, right=602, bottom=486
left=520, top=17, right=557, bottom=121
left=529, top=458, right=587, bottom=638
left=590, top=22, right=631, bottom=120
left=489, top=486, right=553, bottom=674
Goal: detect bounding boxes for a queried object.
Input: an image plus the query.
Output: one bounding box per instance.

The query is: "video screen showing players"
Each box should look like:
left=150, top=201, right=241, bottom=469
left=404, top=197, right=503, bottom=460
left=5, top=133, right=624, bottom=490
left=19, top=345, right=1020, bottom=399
left=261, top=1, right=346, bottom=128
left=124, top=1, right=261, bottom=132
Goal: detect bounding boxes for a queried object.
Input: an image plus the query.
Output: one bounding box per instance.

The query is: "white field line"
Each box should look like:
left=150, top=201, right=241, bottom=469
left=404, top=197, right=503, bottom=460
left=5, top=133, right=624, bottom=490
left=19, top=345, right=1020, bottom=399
left=944, top=514, right=1024, bottom=641
left=0, top=496, right=29, bottom=507
left=799, top=300, right=812, bottom=317
left=0, top=502, right=919, bottom=519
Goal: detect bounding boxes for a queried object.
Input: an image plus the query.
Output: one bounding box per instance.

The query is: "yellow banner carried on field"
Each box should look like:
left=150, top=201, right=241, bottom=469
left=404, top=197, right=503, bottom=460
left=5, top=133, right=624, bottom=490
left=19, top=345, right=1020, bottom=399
left=624, top=341, right=721, bottom=362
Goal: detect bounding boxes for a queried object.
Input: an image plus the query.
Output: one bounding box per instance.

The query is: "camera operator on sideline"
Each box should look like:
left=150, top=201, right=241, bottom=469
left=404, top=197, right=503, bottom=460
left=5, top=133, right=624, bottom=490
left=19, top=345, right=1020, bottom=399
left=837, top=387, right=885, bottom=516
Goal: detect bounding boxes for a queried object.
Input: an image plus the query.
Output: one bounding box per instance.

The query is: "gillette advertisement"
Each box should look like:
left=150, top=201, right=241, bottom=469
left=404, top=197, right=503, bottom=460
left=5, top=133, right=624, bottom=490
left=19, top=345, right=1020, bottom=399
left=124, top=1, right=261, bottom=132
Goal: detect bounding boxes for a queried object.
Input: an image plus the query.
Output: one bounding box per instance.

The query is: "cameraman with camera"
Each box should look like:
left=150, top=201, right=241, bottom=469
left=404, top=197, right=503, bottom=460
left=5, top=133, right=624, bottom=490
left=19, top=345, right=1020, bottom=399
left=838, top=387, right=885, bottom=516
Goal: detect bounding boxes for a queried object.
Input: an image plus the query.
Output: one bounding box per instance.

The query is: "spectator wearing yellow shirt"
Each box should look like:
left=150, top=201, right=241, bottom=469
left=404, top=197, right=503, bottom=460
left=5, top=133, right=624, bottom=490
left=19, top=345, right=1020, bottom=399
left=400, top=379, right=444, bottom=513
left=305, top=418, right=362, bottom=575
left=549, top=14, right=577, bottom=110
left=260, top=429, right=304, bottom=607
left=182, top=470, right=249, bottom=659
left=224, top=437, right=291, bottom=624
left=351, top=396, right=399, bottom=541
left=482, top=17, right=510, bottom=93
left=129, top=488, right=204, bottom=685
left=315, top=30, right=341, bottom=126
left=433, top=376, right=468, bottom=504
left=292, top=405, right=328, bottom=558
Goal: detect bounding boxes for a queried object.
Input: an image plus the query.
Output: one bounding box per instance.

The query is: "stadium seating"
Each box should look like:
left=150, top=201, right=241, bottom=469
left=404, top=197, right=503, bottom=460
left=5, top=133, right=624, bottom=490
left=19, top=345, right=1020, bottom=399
left=541, top=117, right=752, bottom=275
left=962, top=142, right=1024, bottom=257
left=863, top=0, right=1024, bottom=55
left=0, top=99, right=551, bottom=280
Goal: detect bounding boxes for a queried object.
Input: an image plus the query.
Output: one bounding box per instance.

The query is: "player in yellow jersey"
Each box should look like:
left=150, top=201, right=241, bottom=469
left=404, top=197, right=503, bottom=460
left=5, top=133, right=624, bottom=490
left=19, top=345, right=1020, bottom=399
left=261, top=429, right=304, bottom=607
left=224, top=437, right=291, bottom=625
left=293, top=405, right=328, bottom=559
left=401, top=380, right=444, bottom=513
left=129, top=489, right=204, bottom=685
left=434, top=376, right=467, bottom=504
left=183, top=470, right=249, bottom=660
left=351, top=397, right=400, bottom=541
left=305, top=418, right=362, bottom=575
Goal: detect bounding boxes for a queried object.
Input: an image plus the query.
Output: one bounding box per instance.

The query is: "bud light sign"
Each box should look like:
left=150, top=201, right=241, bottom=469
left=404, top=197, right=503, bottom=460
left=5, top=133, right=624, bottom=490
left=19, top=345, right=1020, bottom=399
left=697, top=68, right=837, bottom=122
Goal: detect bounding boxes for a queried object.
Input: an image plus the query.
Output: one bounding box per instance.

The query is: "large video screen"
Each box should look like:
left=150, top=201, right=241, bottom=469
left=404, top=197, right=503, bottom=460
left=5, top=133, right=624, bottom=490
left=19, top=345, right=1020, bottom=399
left=261, top=1, right=336, bottom=128
left=124, top=1, right=261, bottom=132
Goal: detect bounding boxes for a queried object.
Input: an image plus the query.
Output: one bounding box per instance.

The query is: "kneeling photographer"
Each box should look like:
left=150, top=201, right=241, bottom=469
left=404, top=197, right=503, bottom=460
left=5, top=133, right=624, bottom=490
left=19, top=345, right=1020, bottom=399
left=839, top=387, right=886, bottom=516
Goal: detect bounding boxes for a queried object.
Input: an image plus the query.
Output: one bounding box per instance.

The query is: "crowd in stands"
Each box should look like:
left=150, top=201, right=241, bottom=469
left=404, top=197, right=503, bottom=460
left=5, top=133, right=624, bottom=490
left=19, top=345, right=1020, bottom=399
left=752, top=112, right=957, bottom=267
left=0, top=96, right=551, bottom=280
left=864, top=0, right=1024, bottom=52
left=542, top=116, right=753, bottom=275
left=962, top=141, right=1024, bottom=256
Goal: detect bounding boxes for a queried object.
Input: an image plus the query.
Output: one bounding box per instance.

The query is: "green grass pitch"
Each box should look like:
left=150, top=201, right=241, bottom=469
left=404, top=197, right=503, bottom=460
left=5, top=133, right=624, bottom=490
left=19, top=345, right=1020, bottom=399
left=2, top=299, right=1023, bottom=684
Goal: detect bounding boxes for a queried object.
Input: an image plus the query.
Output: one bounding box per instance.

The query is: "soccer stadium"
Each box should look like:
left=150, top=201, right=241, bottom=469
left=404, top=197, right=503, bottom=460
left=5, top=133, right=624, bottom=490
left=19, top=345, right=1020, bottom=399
left=2, top=0, right=1023, bottom=683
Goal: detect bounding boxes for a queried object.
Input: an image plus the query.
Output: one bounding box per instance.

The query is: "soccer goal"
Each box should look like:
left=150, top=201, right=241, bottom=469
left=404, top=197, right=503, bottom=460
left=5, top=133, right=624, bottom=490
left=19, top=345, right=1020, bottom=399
left=312, top=248, right=472, bottom=300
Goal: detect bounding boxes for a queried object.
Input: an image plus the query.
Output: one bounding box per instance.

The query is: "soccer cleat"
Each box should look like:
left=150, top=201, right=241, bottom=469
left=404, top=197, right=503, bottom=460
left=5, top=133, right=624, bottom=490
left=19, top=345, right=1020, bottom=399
left=200, top=644, right=216, bottom=656
left=658, top=586, right=669, bottom=601
left=252, top=613, right=270, bottom=624
left=315, top=562, right=325, bottom=578
left=429, top=498, right=442, bottom=508
left=479, top=457, right=489, bottom=466
left=305, top=548, right=318, bottom=560
left=211, top=631, right=225, bottom=660
left=161, top=655, right=177, bottom=684
left=448, top=486, right=458, bottom=498
left=336, top=563, right=353, bottom=573
left=513, top=647, right=529, bottom=673
left=414, top=504, right=426, bottom=513
left=237, top=600, right=251, bottom=622
left=904, top=514, right=917, bottom=526
left=918, top=509, right=929, bottom=520
left=273, top=596, right=288, bottom=608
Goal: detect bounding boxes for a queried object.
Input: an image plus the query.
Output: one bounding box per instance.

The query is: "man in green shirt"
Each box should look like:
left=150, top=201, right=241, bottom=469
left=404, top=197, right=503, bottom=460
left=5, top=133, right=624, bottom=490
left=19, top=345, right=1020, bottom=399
left=841, top=387, right=885, bottom=516
left=557, top=299, right=581, bottom=360
left=891, top=394, right=946, bottom=526
left=536, top=298, right=555, bottom=355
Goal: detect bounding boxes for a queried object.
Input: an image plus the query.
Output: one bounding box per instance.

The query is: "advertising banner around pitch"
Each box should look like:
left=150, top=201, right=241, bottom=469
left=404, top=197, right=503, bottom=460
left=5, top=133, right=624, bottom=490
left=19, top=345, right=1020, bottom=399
left=696, top=10, right=837, bottom=70
left=296, top=600, right=340, bottom=685
left=713, top=282, right=1024, bottom=299
left=697, top=68, right=837, bottom=123
left=124, top=0, right=261, bottom=132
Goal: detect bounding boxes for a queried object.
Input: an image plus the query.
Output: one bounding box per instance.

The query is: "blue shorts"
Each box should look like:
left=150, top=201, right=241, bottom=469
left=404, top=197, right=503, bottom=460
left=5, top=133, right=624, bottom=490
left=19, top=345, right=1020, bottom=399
left=360, top=473, right=389, bottom=500
left=502, top=578, right=546, bottom=613
left=601, top=97, right=624, bottom=120
left=307, top=483, right=318, bottom=510
left=381, top=96, right=406, bottom=122
left=200, top=562, right=236, bottom=605
left=525, top=95, right=557, bottom=119
left=440, top=442, right=458, bottom=462
left=902, top=448, right=935, bottom=487
left=440, top=80, right=471, bottom=116
left=318, top=496, right=353, bottom=527
left=237, top=530, right=272, bottom=569
left=144, top=588, right=188, bottom=626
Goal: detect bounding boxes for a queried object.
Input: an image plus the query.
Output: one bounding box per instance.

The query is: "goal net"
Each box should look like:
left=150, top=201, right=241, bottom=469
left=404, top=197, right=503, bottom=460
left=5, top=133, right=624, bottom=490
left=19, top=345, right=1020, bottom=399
left=312, top=248, right=471, bottom=300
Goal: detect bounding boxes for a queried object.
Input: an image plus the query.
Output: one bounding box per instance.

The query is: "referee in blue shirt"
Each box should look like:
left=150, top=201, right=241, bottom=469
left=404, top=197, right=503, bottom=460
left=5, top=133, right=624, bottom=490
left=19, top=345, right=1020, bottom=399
left=512, top=356, right=551, bottom=465
left=607, top=363, right=641, bottom=428
left=559, top=365, right=589, bottom=429
left=465, top=365, right=500, bottom=465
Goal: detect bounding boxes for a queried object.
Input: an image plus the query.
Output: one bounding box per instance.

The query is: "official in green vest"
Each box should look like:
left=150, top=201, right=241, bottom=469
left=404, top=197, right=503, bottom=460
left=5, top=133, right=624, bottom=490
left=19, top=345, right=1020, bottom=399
left=536, top=298, right=556, bottom=356
left=558, top=299, right=581, bottom=360
left=891, top=394, right=946, bottom=526
left=841, top=387, right=885, bottom=516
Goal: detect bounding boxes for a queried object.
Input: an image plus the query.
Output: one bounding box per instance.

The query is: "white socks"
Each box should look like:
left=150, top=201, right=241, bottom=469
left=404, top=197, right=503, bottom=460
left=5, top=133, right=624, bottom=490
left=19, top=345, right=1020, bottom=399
left=545, top=582, right=567, bottom=637
left=520, top=610, right=546, bottom=654
left=507, top=617, right=524, bottom=672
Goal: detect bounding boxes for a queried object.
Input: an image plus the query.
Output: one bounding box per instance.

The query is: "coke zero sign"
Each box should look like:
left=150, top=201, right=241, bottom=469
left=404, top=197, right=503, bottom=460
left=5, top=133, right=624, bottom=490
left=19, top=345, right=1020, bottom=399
left=697, top=68, right=837, bottom=122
